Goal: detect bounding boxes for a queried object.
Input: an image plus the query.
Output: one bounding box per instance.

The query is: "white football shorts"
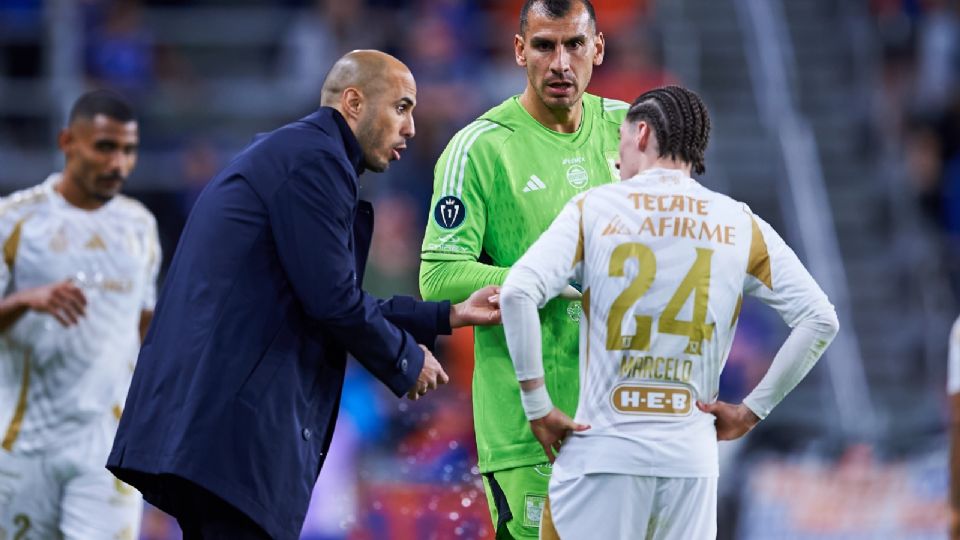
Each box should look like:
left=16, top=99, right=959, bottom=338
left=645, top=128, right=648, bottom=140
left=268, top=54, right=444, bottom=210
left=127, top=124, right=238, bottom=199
left=0, top=413, right=142, bottom=540
left=542, top=473, right=717, bottom=540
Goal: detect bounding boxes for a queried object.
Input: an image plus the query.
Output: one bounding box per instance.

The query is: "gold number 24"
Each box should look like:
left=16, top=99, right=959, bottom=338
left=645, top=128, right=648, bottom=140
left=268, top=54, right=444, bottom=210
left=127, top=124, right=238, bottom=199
left=606, top=243, right=715, bottom=355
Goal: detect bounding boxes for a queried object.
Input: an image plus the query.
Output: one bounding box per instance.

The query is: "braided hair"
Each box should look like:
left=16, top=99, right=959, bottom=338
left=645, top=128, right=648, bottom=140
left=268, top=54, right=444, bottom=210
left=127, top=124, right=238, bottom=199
left=626, top=86, right=711, bottom=174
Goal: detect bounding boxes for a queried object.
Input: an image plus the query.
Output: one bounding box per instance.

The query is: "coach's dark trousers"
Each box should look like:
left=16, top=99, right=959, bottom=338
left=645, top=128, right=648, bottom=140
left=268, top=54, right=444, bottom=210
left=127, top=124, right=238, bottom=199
left=123, top=473, right=273, bottom=539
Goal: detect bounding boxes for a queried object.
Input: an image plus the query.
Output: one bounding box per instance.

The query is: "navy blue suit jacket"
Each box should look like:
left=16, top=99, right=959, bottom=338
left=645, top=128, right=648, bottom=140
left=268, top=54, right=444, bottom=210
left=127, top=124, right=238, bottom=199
left=108, top=108, right=450, bottom=539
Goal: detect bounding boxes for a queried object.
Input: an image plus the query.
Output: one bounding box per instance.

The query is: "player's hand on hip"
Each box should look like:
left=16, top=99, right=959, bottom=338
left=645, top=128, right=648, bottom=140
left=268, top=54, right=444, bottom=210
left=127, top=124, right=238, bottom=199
left=450, top=285, right=501, bottom=327
left=696, top=400, right=760, bottom=441
left=529, top=408, right=590, bottom=463
left=21, top=279, right=87, bottom=327
left=407, top=345, right=450, bottom=401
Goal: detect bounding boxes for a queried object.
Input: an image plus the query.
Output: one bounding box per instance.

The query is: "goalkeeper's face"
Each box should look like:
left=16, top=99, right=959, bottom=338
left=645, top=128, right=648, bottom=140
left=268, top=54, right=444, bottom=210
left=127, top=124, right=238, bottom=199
left=356, top=67, right=417, bottom=173
left=516, top=2, right=604, bottom=112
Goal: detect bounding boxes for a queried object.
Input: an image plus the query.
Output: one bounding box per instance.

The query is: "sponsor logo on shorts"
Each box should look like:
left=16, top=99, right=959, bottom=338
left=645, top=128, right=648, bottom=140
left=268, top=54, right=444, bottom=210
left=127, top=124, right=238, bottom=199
left=523, top=494, right=546, bottom=528
left=611, top=383, right=693, bottom=416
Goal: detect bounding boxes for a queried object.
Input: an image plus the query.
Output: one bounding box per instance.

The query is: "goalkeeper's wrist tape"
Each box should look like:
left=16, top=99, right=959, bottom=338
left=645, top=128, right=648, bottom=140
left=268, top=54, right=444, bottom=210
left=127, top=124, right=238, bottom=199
left=520, top=384, right=553, bottom=421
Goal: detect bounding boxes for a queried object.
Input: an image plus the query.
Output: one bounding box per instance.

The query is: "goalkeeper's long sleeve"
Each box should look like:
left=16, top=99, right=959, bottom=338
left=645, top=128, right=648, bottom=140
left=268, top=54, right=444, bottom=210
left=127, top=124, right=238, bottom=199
left=419, top=259, right=509, bottom=304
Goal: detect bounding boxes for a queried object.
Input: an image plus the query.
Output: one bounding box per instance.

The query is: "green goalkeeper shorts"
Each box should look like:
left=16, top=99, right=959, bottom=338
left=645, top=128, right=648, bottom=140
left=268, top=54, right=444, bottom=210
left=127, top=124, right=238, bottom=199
left=481, top=462, right=552, bottom=539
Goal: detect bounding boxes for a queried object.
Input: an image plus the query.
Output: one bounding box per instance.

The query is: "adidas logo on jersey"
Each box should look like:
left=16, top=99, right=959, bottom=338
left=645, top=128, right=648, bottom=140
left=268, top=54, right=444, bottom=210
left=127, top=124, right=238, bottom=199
left=85, top=234, right=107, bottom=250
left=602, top=216, right=631, bottom=236
left=523, top=175, right=547, bottom=192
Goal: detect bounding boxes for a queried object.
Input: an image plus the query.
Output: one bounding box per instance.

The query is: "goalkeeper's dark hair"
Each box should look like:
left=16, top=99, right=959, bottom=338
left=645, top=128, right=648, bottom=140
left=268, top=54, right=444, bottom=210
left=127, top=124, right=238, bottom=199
left=68, top=90, right=135, bottom=125
left=520, top=0, right=596, bottom=35
left=626, top=86, right=710, bottom=175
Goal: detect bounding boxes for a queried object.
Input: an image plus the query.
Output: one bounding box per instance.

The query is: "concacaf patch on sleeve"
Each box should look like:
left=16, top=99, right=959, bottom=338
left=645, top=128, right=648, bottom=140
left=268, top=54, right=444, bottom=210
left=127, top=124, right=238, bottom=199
left=434, top=195, right=466, bottom=229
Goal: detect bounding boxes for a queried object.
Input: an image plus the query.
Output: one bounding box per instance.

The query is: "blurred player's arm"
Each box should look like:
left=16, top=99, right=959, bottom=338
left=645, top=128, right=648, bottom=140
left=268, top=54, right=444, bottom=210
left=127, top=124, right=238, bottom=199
left=0, top=221, right=86, bottom=331
left=702, top=214, right=840, bottom=441
left=0, top=280, right=87, bottom=331
left=501, top=197, right=589, bottom=462
left=948, top=315, right=960, bottom=540
left=138, top=210, right=161, bottom=343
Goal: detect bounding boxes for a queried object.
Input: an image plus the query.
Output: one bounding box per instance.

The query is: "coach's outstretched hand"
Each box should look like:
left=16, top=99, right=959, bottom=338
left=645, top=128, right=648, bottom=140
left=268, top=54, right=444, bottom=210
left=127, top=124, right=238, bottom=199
left=407, top=345, right=450, bottom=401
left=696, top=400, right=760, bottom=441
left=530, top=408, right=590, bottom=463
left=450, top=285, right=501, bottom=327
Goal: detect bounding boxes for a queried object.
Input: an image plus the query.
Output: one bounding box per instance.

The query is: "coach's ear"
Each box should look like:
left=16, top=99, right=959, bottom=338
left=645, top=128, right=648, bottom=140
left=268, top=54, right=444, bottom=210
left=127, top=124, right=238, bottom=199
left=515, top=34, right=526, bottom=67
left=340, top=87, right=364, bottom=122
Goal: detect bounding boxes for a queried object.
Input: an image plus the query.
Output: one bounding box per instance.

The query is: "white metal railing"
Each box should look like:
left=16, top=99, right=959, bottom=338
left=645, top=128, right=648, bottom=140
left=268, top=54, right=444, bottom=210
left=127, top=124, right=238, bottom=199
left=735, top=0, right=879, bottom=440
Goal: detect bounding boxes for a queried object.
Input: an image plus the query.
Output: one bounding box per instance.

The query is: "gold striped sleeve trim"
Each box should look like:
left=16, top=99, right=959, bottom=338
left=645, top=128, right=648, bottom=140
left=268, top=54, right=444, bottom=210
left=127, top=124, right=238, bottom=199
left=3, top=217, right=26, bottom=270
left=747, top=217, right=772, bottom=289
left=571, top=198, right=585, bottom=268
left=730, top=294, right=743, bottom=328
left=581, top=288, right=591, bottom=321
left=583, top=288, right=591, bottom=374
left=2, top=351, right=30, bottom=451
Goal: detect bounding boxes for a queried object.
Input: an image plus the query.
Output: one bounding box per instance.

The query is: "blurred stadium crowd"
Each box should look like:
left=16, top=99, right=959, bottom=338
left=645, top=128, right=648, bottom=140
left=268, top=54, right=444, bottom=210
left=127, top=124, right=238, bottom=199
left=872, top=0, right=960, bottom=300
left=1, top=0, right=959, bottom=539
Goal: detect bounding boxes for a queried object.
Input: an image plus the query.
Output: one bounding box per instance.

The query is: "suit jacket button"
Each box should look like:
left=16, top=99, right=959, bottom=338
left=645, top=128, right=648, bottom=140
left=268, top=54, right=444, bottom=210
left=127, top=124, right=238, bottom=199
left=302, top=428, right=312, bottom=441
left=400, top=358, right=408, bottom=373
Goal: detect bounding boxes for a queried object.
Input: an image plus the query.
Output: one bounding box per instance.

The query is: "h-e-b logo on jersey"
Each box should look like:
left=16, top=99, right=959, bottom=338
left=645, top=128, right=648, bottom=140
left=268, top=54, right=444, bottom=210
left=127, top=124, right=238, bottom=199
left=434, top=196, right=466, bottom=229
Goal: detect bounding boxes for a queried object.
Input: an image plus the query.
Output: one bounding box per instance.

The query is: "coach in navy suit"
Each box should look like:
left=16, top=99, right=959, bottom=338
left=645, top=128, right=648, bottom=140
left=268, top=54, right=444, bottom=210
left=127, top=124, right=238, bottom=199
left=107, top=51, right=500, bottom=539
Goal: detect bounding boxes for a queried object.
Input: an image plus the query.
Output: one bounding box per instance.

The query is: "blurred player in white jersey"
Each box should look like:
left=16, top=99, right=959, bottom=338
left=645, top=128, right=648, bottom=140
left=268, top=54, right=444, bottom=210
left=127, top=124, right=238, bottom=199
left=500, top=85, right=839, bottom=539
left=949, top=314, right=960, bottom=540
left=0, top=91, right=159, bottom=540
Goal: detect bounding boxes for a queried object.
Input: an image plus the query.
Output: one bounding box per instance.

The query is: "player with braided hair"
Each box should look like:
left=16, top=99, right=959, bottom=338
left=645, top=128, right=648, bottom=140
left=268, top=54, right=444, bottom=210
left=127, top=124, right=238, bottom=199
left=500, top=85, right=837, bottom=538
left=629, top=85, right=710, bottom=174
left=419, top=1, right=630, bottom=537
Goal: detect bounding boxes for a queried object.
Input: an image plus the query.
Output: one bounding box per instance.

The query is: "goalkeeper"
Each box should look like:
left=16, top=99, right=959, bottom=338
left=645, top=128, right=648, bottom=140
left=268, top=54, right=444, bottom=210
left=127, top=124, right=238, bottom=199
left=419, top=0, right=628, bottom=537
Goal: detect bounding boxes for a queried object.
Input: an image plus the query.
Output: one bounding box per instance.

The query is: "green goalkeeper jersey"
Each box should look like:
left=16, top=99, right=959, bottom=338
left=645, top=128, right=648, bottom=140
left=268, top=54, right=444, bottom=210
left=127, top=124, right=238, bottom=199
left=420, top=93, right=628, bottom=472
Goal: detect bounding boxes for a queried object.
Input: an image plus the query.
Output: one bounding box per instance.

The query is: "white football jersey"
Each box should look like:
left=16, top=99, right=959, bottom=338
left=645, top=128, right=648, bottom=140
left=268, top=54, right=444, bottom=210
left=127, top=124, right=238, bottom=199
left=949, top=314, right=960, bottom=395
left=0, top=174, right=160, bottom=454
left=507, top=168, right=834, bottom=478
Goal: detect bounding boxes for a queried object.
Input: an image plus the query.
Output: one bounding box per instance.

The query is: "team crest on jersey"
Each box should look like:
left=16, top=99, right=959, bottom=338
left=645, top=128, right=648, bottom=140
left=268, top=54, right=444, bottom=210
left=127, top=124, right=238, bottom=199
left=566, top=165, right=589, bottom=189
left=567, top=301, right=582, bottom=322
left=434, top=196, right=466, bottom=229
